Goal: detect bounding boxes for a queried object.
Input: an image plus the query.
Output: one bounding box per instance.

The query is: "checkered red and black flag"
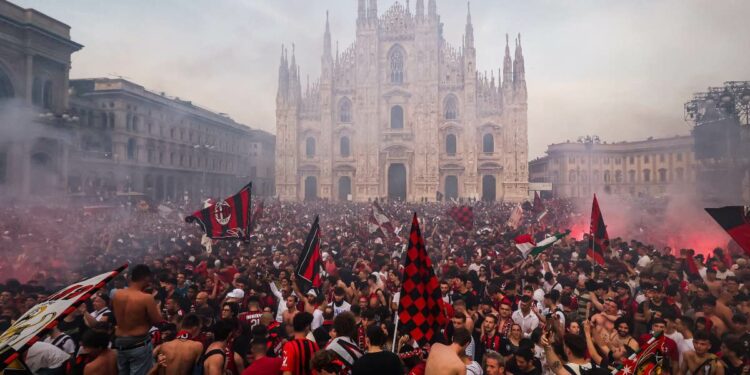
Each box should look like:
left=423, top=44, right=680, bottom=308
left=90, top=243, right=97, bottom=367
left=296, top=215, right=322, bottom=292
left=588, top=194, right=609, bottom=266
left=397, top=213, right=447, bottom=345
left=185, top=183, right=252, bottom=240
left=447, top=206, right=474, bottom=230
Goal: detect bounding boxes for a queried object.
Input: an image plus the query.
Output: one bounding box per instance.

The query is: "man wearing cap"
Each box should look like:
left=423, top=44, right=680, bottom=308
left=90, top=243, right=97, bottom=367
left=226, top=288, right=245, bottom=304
left=635, top=283, right=678, bottom=332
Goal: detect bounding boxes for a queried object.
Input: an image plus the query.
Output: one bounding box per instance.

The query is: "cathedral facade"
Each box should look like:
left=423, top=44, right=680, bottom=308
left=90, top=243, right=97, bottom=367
left=275, top=0, right=528, bottom=202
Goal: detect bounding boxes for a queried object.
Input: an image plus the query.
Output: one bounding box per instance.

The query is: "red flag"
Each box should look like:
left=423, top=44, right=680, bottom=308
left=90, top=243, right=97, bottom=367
left=397, top=213, right=447, bottom=345
left=295, top=216, right=322, bottom=291
left=588, top=194, right=609, bottom=265
left=534, top=192, right=544, bottom=213
left=705, top=206, right=750, bottom=256
left=682, top=254, right=700, bottom=279
left=447, top=206, right=474, bottom=230
left=185, top=183, right=252, bottom=240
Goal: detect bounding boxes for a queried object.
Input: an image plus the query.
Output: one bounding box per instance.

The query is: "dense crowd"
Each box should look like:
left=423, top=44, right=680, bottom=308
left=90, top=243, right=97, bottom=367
left=0, top=197, right=748, bottom=375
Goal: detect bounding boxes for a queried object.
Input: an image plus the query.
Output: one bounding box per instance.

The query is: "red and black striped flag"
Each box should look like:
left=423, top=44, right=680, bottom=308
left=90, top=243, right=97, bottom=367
left=295, top=215, right=322, bottom=292
left=705, top=206, right=750, bottom=256
left=447, top=206, right=474, bottom=230
left=397, top=213, right=447, bottom=345
left=185, top=183, right=251, bottom=240
left=589, top=194, right=609, bottom=266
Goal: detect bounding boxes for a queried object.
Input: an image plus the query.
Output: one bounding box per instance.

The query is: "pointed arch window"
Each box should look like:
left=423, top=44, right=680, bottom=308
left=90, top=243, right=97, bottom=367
left=445, top=134, right=457, bottom=156
left=339, top=98, right=352, bottom=123
left=444, top=96, right=458, bottom=120
left=305, top=137, right=316, bottom=158
left=482, top=133, right=494, bottom=153
left=340, top=136, right=350, bottom=157
left=390, top=48, right=405, bottom=84
left=390, top=106, right=404, bottom=129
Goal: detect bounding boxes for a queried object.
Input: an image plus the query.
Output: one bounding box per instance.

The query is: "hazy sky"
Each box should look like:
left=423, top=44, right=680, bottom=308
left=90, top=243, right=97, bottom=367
left=14, top=0, right=750, bottom=158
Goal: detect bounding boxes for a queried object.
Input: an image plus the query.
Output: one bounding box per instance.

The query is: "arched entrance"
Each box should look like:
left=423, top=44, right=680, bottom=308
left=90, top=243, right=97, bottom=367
left=0, top=66, right=14, bottom=99
left=338, top=176, right=351, bottom=201
left=304, top=176, right=317, bottom=201
left=29, top=152, right=57, bottom=194
left=482, top=175, right=496, bottom=202
left=387, top=164, right=407, bottom=201
left=445, top=175, right=458, bottom=200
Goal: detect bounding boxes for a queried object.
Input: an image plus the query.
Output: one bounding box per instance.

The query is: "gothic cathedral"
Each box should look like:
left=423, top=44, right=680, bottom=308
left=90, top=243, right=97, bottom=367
left=275, top=0, right=528, bottom=202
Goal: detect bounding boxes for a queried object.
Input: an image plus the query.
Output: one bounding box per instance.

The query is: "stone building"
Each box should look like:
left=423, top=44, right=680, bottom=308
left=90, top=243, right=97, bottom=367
left=68, top=78, right=276, bottom=202
left=529, top=136, right=696, bottom=199
left=0, top=0, right=82, bottom=196
left=275, top=0, right=529, bottom=202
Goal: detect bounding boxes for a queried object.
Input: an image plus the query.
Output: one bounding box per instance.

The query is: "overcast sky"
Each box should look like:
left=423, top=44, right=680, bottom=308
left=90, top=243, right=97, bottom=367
left=14, top=0, right=750, bottom=158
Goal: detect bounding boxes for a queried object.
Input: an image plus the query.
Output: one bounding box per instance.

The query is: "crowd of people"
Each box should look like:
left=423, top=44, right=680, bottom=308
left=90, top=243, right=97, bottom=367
left=0, top=197, right=748, bottom=375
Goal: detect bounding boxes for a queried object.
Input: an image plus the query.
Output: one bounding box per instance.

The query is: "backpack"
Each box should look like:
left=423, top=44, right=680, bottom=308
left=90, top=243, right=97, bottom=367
left=563, top=362, right=610, bottom=375
left=192, top=348, right=226, bottom=375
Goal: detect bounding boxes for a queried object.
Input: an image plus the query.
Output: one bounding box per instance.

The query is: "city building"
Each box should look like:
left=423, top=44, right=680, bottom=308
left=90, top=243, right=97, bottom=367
left=275, top=0, right=528, bottom=202
left=0, top=0, right=275, bottom=202
left=685, top=81, right=750, bottom=205
left=0, top=0, right=82, bottom=196
left=68, top=78, right=275, bottom=202
left=529, top=135, right=696, bottom=199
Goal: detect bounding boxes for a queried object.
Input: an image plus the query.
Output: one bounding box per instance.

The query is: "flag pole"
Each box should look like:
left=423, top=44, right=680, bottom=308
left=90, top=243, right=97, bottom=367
left=392, top=299, right=400, bottom=352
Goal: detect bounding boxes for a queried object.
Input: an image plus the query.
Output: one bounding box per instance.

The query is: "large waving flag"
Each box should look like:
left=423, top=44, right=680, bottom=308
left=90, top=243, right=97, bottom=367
left=0, top=265, right=127, bottom=370
left=397, top=213, right=447, bottom=345
left=447, top=206, right=474, bottom=230
left=589, top=194, right=609, bottom=265
left=515, top=231, right=570, bottom=258
left=368, top=201, right=395, bottom=238
left=615, top=333, right=668, bottom=375
left=185, top=183, right=252, bottom=240
left=295, top=216, right=322, bottom=292
left=705, top=206, right=750, bottom=256
left=506, top=204, right=523, bottom=229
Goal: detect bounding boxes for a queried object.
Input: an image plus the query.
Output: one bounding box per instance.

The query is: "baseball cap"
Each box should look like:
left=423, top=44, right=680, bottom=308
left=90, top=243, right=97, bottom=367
left=227, top=288, right=245, bottom=299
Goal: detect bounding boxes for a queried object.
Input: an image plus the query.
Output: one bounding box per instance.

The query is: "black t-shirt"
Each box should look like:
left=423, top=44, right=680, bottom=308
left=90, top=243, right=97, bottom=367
left=740, top=332, right=750, bottom=359
left=506, top=357, right=543, bottom=375
left=454, top=290, right=478, bottom=310
left=636, top=300, right=677, bottom=328
left=352, top=351, right=404, bottom=375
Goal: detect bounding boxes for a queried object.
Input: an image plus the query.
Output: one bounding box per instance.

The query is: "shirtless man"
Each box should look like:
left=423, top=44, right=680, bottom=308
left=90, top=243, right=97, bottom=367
left=112, top=264, right=163, bottom=375
left=282, top=295, right=299, bottom=326
left=151, top=314, right=204, bottom=375
left=680, top=331, right=724, bottom=375
left=425, top=327, right=471, bottom=375
left=203, top=320, right=233, bottom=375
left=80, top=329, right=118, bottom=375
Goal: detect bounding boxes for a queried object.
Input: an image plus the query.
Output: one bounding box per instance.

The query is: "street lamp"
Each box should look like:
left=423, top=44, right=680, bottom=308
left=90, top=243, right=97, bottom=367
left=194, top=144, right=215, bottom=199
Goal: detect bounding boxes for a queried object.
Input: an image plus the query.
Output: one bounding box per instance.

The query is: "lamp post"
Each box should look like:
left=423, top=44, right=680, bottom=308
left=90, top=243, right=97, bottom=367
left=194, top=144, right=215, bottom=200
left=577, top=135, right=601, bottom=198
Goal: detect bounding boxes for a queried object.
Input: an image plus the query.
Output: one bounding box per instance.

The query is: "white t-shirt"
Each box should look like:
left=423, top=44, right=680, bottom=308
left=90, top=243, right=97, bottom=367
left=25, top=342, right=70, bottom=372
left=716, top=269, right=735, bottom=280
left=311, top=308, right=324, bottom=330
left=637, top=255, right=652, bottom=269
left=329, top=300, right=351, bottom=317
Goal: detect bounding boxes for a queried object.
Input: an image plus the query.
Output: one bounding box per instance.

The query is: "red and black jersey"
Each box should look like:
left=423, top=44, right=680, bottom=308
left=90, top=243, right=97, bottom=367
left=280, top=338, right=320, bottom=375
left=482, top=331, right=504, bottom=352
left=267, top=321, right=284, bottom=356
left=238, top=311, right=263, bottom=330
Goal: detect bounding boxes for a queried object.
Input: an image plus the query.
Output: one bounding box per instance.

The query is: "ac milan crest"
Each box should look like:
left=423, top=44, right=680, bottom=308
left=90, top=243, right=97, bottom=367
left=214, top=200, right=232, bottom=226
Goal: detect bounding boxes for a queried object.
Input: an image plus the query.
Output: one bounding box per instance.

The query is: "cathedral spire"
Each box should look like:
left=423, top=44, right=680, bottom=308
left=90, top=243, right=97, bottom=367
left=502, top=33, right=513, bottom=90
left=464, top=2, right=474, bottom=49
left=368, top=0, right=378, bottom=20
left=416, top=0, right=424, bottom=21
left=323, top=11, right=332, bottom=59
left=513, top=33, right=525, bottom=84
left=277, top=44, right=289, bottom=103
left=358, top=0, right=366, bottom=24
left=428, top=0, right=437, bottom=20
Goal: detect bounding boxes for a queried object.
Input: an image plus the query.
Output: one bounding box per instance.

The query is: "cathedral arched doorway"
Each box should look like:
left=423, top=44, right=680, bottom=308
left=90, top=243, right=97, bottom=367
left=387, top=164, right=407, bottom=201
left=304, top=176, right=317, bottom=201
left=482, top=175, right=496, bottom=202
left=338, top=176, right=351, bottom=201
left=445, top=175, right=458, bottom=200
left=0, top=65, right=14, bottom=99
